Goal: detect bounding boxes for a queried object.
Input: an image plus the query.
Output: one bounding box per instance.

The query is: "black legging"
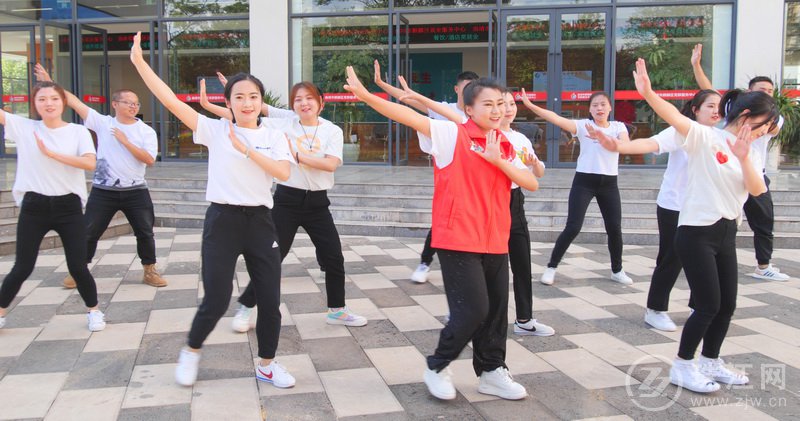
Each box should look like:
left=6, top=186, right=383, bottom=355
left=509, top=188, right=533, bottom=321
left=675, top=219, right=738, bottom=360
left=239, top=184, right=346, bottom=309
left=647, top=206, right=682, bottom=311
left=548, top=172, right=623, bottom=272
left=0, top=192, right=98, bottom=309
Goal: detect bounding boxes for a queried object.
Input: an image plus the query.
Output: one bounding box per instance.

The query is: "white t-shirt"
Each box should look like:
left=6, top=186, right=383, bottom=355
left=651, top=127, right=688, bottom=212
left=750, top=116, right=784, bottom=175
left=193, top=115, right=293, bottom=207
left=85, top=109, right=157, bottom=190
left=678, top=122, right=762, bottom=227
left=417, top=120, right=524, bottom=170
left=573, top=119, right=628, bottom=176
left=428, top=101, right=467, bottom=123
left=266, top=105, right=296, bottom=120
left=5, top=113, right=95, bottom=206
left=263, top=116, right=343, bottom=191
left=504, top=129, right=544, bottom=189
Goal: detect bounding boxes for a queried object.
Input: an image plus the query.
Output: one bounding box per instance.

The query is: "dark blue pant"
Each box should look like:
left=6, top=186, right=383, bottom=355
left=548, top=172, right=623, bottom=273
left=85, top=187, right=156, bottom=265
left=647, top=206, right=683, bottom=311
left=0, top=192, right=98, bottom=309
left=676, top=219, right=738, bottom=360
left=188, top=203, right=282, bottom=359
left=239, top=185, right=346, bottom=309
left=427, top=249, right=509, bottom=376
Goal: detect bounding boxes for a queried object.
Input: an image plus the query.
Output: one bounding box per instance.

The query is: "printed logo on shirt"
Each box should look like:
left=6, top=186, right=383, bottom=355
left=712, top=145, right=729, bottom=165
left=255, top=146, right=272, bottom=151
left=272, top=241, right=278, bottom=248
left=295, top=134, right=321, bottom=155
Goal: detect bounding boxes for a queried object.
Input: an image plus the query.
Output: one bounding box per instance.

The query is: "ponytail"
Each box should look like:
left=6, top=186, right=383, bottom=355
left=720, top=89, right=779, bottom=131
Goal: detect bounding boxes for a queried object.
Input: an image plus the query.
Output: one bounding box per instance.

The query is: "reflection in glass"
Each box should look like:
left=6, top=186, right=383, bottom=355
left=164, top=20, right=249, bottom=159
left=165, top=0, right=248, bottom=17
left=615, top=5, right=732, bottom=165
left=77, top=1, right=157, bottom=19
left=0, top=1, right=70, bottom=22
left=292, top=0, right=387, bottom=13
left=1, top=30, right=33, bottom=155
left=293, top=16, right=389, bottom=163
left=782, top=3, right=800, bottom=167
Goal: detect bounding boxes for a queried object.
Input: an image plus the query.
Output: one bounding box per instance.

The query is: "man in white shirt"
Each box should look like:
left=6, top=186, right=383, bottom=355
left=373, top=63, right=479, bottom=283
left=692, top=48, right=789, bottom=281
left=35, top=64, right=167, bottom=288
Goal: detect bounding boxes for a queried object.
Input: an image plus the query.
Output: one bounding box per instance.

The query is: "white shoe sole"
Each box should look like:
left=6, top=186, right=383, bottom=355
left=231, top=322, right=252, bottom=333
left=513, top=327, right=555, bottom=337
left=539, top=278, right=554, bottom=286
left=670, top=377, right=720, bottom=393
left=477, top=384, right=528, bottom=400
left=644, top=317, right=677, bottom=332
left=749, top=273, right=789, bottom=281
left=410, top=274, right=429, bottom=284
left=326, top=317, right=368, bottom=327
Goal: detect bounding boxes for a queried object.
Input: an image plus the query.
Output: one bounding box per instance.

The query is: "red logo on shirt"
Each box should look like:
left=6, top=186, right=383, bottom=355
left=715, top=151, right=729, bottom=164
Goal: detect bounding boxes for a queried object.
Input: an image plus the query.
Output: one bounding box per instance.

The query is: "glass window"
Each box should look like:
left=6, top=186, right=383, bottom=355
left=165, top=0, right=248, bottom=17
left=782, top=2, right=800, bottom=167
left=395, top=0, right=494, bottom=10
left=292, top=16, right=390, bottom=163
left=163, top=20, right=249, bottom=159
left=78, top=1, right=157, bottom=19
left=505, top=0, right=603, bottom=5
left=614, top=4, right=732, bottom=165
left=292, top=0, right=387, bottom=13
left=0, top=1, right=71, bottom=22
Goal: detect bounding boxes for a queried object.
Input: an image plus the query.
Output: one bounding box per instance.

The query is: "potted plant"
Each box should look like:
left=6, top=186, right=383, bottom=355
left=769, top=87, right=800, bottom=171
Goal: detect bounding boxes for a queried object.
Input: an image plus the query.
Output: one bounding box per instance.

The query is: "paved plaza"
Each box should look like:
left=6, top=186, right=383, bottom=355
left=0, top=227, right=799, bottom=420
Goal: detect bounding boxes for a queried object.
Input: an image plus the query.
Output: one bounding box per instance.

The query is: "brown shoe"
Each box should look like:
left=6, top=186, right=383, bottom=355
left=143, top=264, right=168, bottom=287
left=63, top=274, right=77, bottom=289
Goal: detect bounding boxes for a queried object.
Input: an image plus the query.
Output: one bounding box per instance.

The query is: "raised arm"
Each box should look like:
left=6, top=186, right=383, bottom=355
left=634, top=59, right=692, bottom=137
left=374, top=60, right=428, bottom=113
left=130, top=32, right=198, bottom=131
left=34, top=63, right=91, bottom=120
left=199, top=79, right=233, bottom=120
left=519, top=89, right=578, bottom=135
left=590, top=124, right=659, bottom=155
left=729, top=125, right=767, bottom=196
left=691, top=44, right=714, bottom=91
left=344, top=66, right=431, bottom=138
left=398, top=76, right=463, bottom=124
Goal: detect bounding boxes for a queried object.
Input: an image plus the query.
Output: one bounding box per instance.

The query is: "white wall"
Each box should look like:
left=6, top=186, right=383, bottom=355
left=251, top=0, right=289, bottom=103
left=734, top=0, right=785, bottom=88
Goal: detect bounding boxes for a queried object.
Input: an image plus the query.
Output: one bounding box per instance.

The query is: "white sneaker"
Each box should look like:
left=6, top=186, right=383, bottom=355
left=411, top=263, right=431, bottom=283
left=0, top=316, right=5, bottom=329
left=670, top=358, right=720, bottom=393
left=478, top=367, right=528, bottom=400
left=751, top=264, right=790, bottom=281
left=423, top=367, right=456, bottom=400
left=699, top=356, right=749, bottom=385
left=231, top=305, right=253, bottom=333
left=514, top=319, right=555, bottom=336
left=175, top=348, right=201, bottom=386
left=256, top=360, right=296, bottom=388
left=326, top=307, right=368, bottom=327
left=644, top=308, right=677, bottom=332
left=610, top=270, right=633, bottom=285
left=539, top=267, right=556, bottom=285
left=87, top=310, right=106, bottom=332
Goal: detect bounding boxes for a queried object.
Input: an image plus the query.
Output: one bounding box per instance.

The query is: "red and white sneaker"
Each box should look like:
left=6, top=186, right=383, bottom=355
left=256, top=360, right=296, bottom=388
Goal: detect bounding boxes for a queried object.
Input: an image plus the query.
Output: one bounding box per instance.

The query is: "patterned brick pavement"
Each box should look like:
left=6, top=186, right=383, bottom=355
left=0, top=228, right=798, bottom=420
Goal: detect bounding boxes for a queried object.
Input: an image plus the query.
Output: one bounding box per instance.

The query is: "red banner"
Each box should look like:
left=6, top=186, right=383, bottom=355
left=2, top=95, right=29, bottom=103
left=323, top=92, right=389, bottom=103
left=83, top=95, right=106, bottom=104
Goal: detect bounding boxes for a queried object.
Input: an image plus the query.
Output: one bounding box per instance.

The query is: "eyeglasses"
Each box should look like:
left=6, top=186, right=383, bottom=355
left=115, top=100, right=141, bottom=108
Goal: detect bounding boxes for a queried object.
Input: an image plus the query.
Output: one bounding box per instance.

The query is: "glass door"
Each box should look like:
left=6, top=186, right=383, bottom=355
left=0, top=26, right=36, bottom=157
left=501, top=8, right=611, bottom=167
left=393, top=14, right=410, bottom=165
left=39, top=22, right=75, bottom=122
left=78, top=24, right=110, bottom=115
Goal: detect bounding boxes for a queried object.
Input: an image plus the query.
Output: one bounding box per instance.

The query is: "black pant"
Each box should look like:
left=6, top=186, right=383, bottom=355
left=85, top=187, right=156, bottom=265
left=743, top=175, right=773, bottom=265
left=188, top=203, right=282, bottom=359
left=676, top=219, right=738, bottom=360
left=548, top=172, right=623, bottom=273
left=509, top=188, right=533, bottom=321
left=647, top=206, right=683, bottom=311
left=239, top=185, right=346, bottom=309
left=427, top=249, right=509, bottom=376
left=0, top=192, right=98, bottom=309
left=420, top=229, right=436, bottom=265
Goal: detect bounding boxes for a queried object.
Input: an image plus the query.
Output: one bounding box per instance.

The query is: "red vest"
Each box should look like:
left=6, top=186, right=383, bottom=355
left=431, top=120, right=515, bottom=254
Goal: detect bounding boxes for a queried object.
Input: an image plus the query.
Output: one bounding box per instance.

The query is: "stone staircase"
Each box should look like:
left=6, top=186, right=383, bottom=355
left=3, top=168, right=800, bottom=256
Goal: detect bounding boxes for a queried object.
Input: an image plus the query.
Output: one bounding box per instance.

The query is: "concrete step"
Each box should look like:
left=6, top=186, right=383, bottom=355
left=0, top=215, right=132, bottom=256
left=0, top=202, right=18, bottom=219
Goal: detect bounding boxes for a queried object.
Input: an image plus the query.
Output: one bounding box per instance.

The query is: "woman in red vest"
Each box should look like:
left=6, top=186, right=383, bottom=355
left=344, top=66, right=538, bottom=401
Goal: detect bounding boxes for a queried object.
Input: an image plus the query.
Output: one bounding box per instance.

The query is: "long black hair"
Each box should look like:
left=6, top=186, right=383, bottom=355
left=223, top=72, right=266, bottom=125
left=719, top=89, right=779, bottom=132
left=680, top=89, right=720, bottom=120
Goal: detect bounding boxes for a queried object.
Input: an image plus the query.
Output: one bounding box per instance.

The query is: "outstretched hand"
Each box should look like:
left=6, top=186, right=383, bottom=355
left=216, top=72, right=228, bottom=87
left=691, top=44, right=703, bottom=67
left=199, top=79, right=208, bottom=103
left=130, top=32, right=145, bottom=65
left=519, top=88, right=537, bottom=111
left=728, top=124, right=753, bottom=161
left=34, top=63, right=52, bottom=82
left=479, top=130, right=502, bottom=164
left=633, top=58, right=653, bottom=97
left=34, top=131, right=53, bottom=158
left=586, top=123, right=620, bottom=151
left=343, top=66, right=369, bottom=99
left=228, top=121, right=247, bottom=155
left=397, top=75, right=424, bottom=104
left=373, top=60, right=386, bottom=86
